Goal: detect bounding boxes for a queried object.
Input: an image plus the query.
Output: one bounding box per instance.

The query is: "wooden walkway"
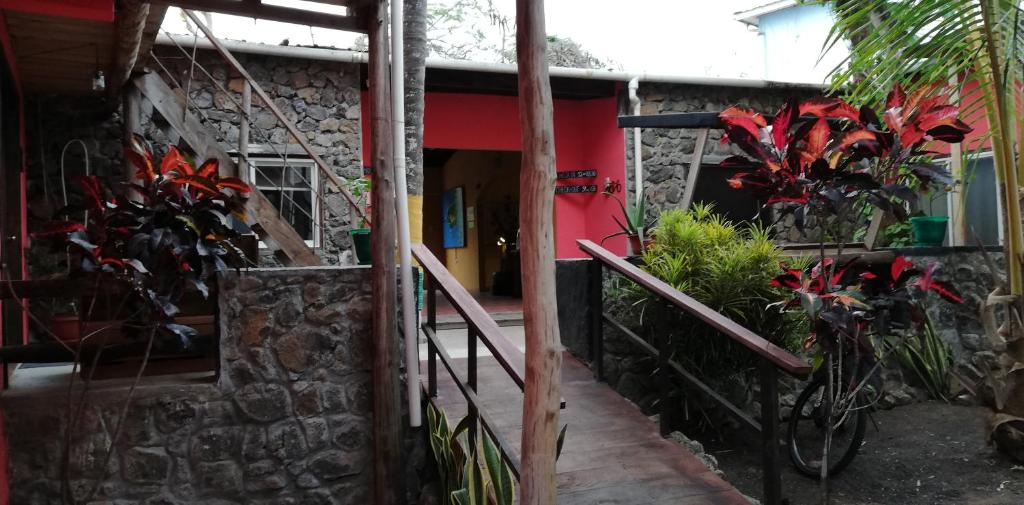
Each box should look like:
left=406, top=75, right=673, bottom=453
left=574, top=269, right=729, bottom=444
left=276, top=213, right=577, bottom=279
left=427, top=352, right=752, bottom=505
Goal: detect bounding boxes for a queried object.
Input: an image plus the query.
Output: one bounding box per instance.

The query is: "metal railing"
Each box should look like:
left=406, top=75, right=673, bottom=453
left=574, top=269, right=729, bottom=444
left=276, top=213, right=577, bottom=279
left=577, top=239, right=810, bottom=505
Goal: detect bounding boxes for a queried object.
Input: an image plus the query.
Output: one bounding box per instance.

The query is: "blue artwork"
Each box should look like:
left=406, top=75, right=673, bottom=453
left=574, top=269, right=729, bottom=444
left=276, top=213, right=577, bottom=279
left=442, top=186, right=465, bottom=248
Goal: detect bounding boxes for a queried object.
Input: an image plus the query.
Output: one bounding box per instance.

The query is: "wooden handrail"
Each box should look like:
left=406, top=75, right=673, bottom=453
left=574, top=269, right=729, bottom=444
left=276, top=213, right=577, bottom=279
left=0, top=278, right=129, bottom=301
left=412, top=244, right=526, bottom=389
left=577, top=239, right=811, bottom=377
left=180, top=9, right=369, bottom=225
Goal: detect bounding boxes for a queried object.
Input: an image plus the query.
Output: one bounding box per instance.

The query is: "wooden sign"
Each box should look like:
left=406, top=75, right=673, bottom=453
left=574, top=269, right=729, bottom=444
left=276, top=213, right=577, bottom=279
left=556, top=169, right=597, bottom=180
left=555, top=184, right=598, bottom=194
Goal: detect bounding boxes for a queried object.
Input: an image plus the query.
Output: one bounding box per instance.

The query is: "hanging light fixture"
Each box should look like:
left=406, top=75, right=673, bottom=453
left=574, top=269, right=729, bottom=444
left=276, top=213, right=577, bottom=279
left=91, top=44, right=105, bottom=92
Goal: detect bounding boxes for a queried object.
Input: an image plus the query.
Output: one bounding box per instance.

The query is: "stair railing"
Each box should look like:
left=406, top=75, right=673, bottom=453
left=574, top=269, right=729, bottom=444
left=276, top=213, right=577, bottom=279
left=577, top=239, right=811, bottom=505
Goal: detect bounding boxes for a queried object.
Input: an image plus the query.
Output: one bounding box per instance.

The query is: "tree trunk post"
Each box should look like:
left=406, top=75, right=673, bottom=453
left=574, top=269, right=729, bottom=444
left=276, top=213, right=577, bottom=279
left=368, top=0, right=404, bottom=503
left=403, top=0, right=427, bottom=246
left=515, top=1, right=563, bottom=503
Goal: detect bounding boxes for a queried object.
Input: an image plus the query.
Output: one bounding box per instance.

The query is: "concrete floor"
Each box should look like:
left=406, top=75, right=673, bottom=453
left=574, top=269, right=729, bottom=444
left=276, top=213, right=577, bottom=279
left=419, top=324, right=526, bottom=361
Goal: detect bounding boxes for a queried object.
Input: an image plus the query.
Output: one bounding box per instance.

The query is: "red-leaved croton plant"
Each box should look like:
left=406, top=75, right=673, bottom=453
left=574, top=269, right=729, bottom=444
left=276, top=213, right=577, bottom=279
left=33, top=135, right=252, bottom=345
left=718, top=84, right=969, bottom=362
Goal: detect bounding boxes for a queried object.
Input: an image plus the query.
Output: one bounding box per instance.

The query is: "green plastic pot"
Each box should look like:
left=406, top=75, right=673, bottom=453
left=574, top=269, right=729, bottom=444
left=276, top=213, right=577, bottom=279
left=910, top=216, right=948, bottom=247
left=350, top=228, right=371, bottom=265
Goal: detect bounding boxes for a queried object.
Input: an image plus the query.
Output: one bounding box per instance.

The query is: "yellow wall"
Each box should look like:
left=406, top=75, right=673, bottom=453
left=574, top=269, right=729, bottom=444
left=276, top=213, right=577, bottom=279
left=439, top=150, right=520, bottom=293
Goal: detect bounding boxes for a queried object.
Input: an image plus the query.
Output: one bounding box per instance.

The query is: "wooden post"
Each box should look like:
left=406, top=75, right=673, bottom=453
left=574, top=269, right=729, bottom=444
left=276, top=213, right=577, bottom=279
left=123, top=85, right=143, bottom=203
left=759, top=360, right=782, bottom=505
left=515, top=1, right=563, bottom=503
left=368, top=1, right=404, bottom=503
left=238, top=80, right=251, bottom=181
left=680, top=128, right=709, bottom=211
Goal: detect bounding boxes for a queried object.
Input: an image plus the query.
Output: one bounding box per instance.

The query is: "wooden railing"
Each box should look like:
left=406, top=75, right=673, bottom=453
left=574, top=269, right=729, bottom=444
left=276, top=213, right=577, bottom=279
left=413, top=244, right=528, bottom=479
left=577, top=239, right=810, bottom=505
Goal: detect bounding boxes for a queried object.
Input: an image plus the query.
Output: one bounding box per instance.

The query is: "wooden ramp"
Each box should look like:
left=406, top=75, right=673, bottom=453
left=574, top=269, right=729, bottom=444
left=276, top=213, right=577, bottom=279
left=426, top=352, right=752, bottom=505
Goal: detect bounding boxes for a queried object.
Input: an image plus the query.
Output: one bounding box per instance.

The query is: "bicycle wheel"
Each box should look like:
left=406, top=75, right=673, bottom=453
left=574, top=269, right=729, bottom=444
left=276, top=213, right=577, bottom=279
left=787, top=376, right=867, bottom=479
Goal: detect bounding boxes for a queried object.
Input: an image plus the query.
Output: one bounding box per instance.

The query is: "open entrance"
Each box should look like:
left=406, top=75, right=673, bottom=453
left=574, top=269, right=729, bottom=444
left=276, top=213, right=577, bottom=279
left=423, top=148, right=523, bottom=312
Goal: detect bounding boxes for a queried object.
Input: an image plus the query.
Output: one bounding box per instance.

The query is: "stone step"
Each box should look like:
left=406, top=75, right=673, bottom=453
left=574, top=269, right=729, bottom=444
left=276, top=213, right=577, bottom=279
left=435, top=311, right=524, bottom=330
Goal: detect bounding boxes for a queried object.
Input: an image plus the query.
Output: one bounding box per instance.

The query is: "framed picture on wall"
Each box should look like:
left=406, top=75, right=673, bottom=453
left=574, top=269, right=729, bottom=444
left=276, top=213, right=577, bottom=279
left=442, top=186, right=466, bottom=248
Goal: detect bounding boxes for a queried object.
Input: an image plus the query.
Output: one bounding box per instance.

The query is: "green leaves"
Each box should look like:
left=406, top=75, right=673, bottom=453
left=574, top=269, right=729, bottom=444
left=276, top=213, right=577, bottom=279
left=425, top=403, right=518, bottom=505
left=623, top=204, right=804, bottom=376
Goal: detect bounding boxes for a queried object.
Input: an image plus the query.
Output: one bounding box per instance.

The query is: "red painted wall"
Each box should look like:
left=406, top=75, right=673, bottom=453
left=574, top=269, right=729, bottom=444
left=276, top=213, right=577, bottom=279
left=361, top=91, right=628, bottom=258
left=0, top=0, right=113, bottom=22
left=0, top=9, right=21, bottom=504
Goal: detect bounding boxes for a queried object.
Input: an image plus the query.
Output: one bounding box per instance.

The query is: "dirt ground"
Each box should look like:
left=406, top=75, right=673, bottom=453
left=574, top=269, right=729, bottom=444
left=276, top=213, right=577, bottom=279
left=703, top=402, right=1024, bottom=505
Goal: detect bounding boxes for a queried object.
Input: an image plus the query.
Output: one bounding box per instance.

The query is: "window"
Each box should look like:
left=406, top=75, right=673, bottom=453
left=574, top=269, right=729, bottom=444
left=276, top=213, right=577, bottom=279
left=248, top=157, right=321, bottom=247
left=958, top=152, right=1002, bottom=246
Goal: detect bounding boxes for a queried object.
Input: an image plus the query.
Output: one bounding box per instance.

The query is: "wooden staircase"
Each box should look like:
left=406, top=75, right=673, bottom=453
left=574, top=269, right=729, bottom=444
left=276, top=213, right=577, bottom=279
left=132, top=71, right=321, bottom=266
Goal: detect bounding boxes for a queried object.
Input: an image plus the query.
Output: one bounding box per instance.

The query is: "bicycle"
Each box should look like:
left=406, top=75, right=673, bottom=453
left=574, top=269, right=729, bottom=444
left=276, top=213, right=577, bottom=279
left=777, top=256, right=961, bottom=480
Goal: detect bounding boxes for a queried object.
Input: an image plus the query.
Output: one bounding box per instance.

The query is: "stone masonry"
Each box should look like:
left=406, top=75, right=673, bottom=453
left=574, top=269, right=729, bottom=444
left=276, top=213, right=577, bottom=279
left=3, top=266, right=376, bottom=504
left=626, top=82, right=815, bottom=220
left=149, top=49, right=365, bottom=265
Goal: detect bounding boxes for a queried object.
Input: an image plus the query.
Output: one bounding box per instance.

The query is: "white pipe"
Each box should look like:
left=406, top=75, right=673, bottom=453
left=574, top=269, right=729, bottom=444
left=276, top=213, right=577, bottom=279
left=390, top=0, right=421, bottom=428
left=156, top=34, right=825, bottom=89
left=628, top=77, right=642, bottom=207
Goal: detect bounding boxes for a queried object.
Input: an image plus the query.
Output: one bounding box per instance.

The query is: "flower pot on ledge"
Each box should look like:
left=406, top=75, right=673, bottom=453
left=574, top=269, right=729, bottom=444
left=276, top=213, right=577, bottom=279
left=910, top=216, right=948, bottom=247
left=351, top=228, right=371, bottom=265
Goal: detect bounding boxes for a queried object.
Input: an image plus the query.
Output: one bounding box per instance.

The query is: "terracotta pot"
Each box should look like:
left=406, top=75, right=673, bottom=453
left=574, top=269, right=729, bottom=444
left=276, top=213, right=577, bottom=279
left=50, top=314, right=82, bottom=343
left=628, top=235, right=653, bottom=255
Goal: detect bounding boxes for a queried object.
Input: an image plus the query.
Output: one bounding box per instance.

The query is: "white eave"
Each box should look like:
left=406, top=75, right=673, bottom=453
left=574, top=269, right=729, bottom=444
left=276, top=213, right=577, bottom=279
left=734, top=0, right=798, bottom=26
left=155, top=33, right=824, bottom=89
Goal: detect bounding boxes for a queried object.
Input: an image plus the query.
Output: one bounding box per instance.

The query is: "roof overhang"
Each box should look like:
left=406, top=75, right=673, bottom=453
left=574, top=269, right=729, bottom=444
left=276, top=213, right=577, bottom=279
left=734, top=0, right=797, bottom=27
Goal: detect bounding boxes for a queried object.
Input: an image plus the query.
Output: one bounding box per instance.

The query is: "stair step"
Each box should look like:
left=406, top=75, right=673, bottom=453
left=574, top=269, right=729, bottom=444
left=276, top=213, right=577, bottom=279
left=436, top=311, right=524, bottom=330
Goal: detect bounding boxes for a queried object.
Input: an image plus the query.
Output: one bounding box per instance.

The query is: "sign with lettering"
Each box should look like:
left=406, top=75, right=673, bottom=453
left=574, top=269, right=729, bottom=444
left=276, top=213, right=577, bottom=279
left=556, top=169, right=597, bottom=180
left=555, top=184, right=598, bottom=194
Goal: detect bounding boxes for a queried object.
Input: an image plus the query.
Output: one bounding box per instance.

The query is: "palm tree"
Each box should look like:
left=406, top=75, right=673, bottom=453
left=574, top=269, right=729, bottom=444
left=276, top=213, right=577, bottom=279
left=821, top=0, right=1023, bottom=461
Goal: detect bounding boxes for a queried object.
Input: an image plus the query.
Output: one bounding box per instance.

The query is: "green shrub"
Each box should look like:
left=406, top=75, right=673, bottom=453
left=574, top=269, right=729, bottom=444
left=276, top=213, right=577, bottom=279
left=619, top=204, right=804, bottom=378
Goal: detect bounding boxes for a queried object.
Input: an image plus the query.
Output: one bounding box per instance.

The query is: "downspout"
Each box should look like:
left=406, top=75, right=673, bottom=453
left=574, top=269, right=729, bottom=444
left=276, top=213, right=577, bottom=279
left=628, top=77, right=643, bottom=207
left=391, top=0, right=421, bottom=427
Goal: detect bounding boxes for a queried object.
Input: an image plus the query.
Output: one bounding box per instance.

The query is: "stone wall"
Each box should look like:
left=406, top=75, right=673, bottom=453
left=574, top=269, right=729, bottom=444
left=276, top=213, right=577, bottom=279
left=627, top=83, right=815, bottom=219
left=900, top=247, right=1007, bottom=381
left=23, top=49, right=366, bottom=273
left=149, top=49, right=365, bottom=265
left=3, top=266, right=380, bottom=504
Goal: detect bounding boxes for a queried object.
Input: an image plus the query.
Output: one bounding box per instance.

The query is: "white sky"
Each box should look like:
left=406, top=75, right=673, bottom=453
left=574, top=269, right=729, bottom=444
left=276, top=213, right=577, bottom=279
left=161, top=0, right=772, bottom=79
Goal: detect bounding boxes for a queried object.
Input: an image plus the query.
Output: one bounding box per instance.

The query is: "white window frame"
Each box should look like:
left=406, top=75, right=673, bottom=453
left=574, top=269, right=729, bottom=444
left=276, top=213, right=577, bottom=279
left=247, top=157, right=321, bottom=248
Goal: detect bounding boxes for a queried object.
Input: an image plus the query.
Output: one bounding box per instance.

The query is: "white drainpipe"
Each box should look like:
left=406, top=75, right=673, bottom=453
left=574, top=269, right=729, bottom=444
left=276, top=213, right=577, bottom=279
left=391, top=0, right=421, bottom=428
left=628, top=77, right=643, bottom=207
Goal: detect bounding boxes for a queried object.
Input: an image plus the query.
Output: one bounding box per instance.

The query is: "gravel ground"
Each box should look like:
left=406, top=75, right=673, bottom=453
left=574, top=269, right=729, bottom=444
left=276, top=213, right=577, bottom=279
left=702, top=402, right=1024, bottom=505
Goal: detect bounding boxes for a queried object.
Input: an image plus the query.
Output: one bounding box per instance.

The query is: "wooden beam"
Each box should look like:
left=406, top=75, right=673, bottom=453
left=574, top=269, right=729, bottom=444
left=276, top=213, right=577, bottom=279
left=863, top=208, right=885, bottom=250
left=619, top=112, right=723, bottom=129
left=123, top=84, right=144, bottom=200
left=515, top=0, right=562, bottom=503
left=238, top=80, right=251, bottom=181
left=367, top=1, right=403, bottom=504
left=153, top=0, right=367, bottom=32
left=110, top=0, right=151, bottom=95
left=680, top=127, right=709, bottom=210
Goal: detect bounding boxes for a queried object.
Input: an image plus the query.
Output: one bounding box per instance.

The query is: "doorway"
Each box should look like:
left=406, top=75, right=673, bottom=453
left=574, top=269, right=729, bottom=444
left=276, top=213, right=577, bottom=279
left=422, top=148, right=522, bottom=300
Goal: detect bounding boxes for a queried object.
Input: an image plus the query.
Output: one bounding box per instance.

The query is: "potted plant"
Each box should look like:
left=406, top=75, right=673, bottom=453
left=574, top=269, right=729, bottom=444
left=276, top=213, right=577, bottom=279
left=346, top=177, right=372, bottom=265
left=602, top=188, right=653, bottom=254
left=910, top=189, right=950, bottom=247
left=32, top=134, right=253, bottom=374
